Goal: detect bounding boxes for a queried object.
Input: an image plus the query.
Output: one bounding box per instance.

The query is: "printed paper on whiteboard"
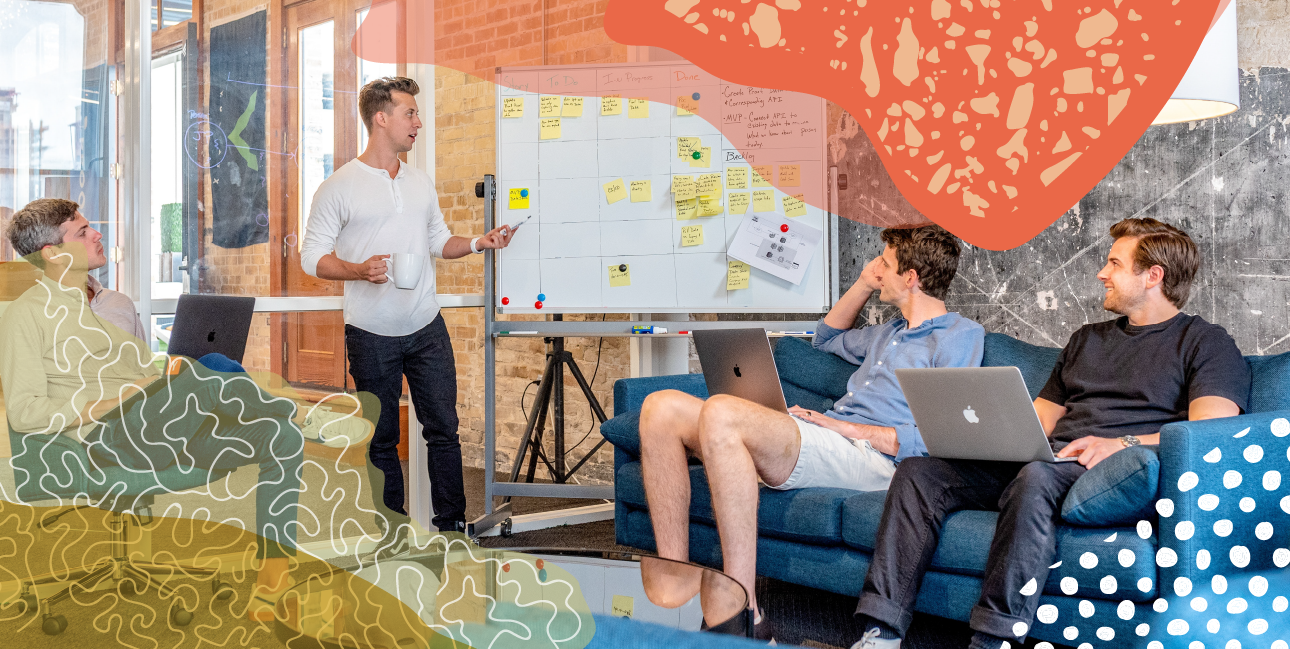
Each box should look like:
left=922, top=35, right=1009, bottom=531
left=727, top=212, right=821, bottom=286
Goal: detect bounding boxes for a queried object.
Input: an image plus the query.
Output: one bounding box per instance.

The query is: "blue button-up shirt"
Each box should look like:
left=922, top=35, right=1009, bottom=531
left=812, top=313, right=984, bottom=463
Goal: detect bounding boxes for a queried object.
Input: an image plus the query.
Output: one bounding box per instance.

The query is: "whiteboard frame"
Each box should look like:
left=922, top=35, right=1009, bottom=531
left=492, top=62, right=833, bottom=315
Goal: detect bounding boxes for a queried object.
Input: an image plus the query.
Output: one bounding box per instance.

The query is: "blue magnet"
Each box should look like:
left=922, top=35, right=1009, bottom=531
left=520, top=188, right=529, bottom=198
left=691, top=92, right=700, bottom=101
left=537, top=293, right=546, bottom=302
left=538, top=568, right=548, bottom=582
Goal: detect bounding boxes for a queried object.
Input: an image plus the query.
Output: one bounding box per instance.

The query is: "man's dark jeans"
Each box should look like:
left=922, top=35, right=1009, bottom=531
left=345, top=315, right=466, bottom=531
left=856, top=456, right=1086, bottom=640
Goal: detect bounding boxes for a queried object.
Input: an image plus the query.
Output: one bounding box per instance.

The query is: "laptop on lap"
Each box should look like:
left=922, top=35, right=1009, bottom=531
left=692, top=328, right=790, bottom=413
left=166, top=295, right=256, bottom=364
left=895, top=367, right=1078, bottom=463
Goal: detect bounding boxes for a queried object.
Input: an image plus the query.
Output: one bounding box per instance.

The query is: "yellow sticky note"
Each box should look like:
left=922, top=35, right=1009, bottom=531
left=751, top=165, right=773, bottom=187
left=783, top=193, right=808, bottom=217
left=675, top=197, right=698, bottom=220
left=540, top=117, right=561, bottom=140
left=608, top=263, right=631, bottom=287
left=561, top=96, right=584, bottom=117
left=698, top=198, right=724, bottom=217
left=672, top=175, right=696, bottom=202
left=677, top=136, right=701, bottom=160
left=539, top=96, right=561, bottom=117
left=601, top=94, right=622, bottom=115
left=726, top=167, right=748, bottom=189
left=630, top=180, right=652, bottom=203
left=611, top=595, right=634, bottom=618
left=628, top=98, right=649, bottom=118
left=727, top=260, right=751, bottom=290
left=508, top=188, right=530, bottom=210
left=778, top=164, right=801, bottom=187
left=603, top=178, right=628, bottom=205
left=728, top=192, right=750, bottom=214
left=677, top=96, right=699, bottom=115
left=696, top=173, right=721, bottom=197
left=689, top=146, right=711, bottom=168
left=502, top=97, right=524, bottom=118
left=752, top=190, right=775, bottom=212
left=681, top=224, right=704, bottom=247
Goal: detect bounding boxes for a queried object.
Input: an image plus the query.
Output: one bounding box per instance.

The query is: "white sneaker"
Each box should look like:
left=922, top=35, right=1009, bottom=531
left=300, top=408, right=373, bottom=448
left=851, top=628, right=902, bottom=649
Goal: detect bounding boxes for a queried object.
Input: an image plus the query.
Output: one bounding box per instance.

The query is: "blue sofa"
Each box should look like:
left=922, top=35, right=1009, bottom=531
left=601, top=333, right=1290, bottom=647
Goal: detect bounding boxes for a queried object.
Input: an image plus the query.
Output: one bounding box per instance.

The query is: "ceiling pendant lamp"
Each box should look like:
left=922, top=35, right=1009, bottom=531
left=1153, top=1, right=1240, bottom=125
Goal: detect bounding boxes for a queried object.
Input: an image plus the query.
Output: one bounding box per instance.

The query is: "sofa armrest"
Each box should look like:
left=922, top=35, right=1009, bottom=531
left=612, top=374, right=708, bottom=417
left=1155, top=410, right=1290, bottom=593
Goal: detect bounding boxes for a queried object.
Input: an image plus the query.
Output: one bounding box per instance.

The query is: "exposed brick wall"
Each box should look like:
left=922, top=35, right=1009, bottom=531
left=435, top=0, right=631, bottom=484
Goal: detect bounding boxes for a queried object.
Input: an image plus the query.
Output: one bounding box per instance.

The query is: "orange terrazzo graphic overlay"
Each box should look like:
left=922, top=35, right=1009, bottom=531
left=601, top=0, right=1225, bottom=249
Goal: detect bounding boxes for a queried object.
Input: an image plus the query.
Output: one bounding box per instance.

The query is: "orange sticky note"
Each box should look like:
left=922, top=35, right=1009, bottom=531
left=778, top=164, right=801, bottom=187
left=751, top=165, right=773, bottom=187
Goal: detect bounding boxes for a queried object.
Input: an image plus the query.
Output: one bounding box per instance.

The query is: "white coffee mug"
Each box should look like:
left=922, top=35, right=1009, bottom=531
left=387, top=253, right=424, bottom=290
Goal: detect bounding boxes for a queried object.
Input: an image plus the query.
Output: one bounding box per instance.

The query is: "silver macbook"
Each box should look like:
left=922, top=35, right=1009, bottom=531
left=895, top=367, right=1078, bottom=463
left=693, top=328, right=789, bottom=413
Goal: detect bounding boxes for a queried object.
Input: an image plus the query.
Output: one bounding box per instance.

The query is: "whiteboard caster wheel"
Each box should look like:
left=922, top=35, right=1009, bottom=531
left=500, top=519, right=513, bottom=537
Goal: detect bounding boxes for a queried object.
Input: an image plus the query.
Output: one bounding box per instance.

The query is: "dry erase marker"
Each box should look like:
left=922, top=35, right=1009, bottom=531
left=506, top=214, right=533, bottom=235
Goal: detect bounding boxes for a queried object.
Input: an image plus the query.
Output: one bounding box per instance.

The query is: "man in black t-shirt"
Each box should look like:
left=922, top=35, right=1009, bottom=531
left=850, top=218, right=1251, bottom=649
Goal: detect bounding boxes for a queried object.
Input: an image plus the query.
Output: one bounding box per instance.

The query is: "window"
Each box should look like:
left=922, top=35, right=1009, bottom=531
left=299, top=20, right=335, bottom=236
left=355, top=7, right=397, bottom=155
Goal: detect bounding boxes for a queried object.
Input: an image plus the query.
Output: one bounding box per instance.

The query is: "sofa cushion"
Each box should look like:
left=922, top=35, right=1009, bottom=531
left=612, top=373, right=708, bottom=417
left=601, top=411, right=642, bottom=458
left=773, top=335, right=858, bottom=402
left=1246, top=350, right=1290, bottom=413
left=981, top=333, right=1062, bottom=399
left=616, top=461, right=853, bottom=546
left=840, top=491, right=1157, bottom=601
left=1062, top=445, right=1160, bottom=526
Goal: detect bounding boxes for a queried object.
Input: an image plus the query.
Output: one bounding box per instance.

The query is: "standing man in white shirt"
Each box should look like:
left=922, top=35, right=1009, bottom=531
left=300, top=77, right=513, bottom=533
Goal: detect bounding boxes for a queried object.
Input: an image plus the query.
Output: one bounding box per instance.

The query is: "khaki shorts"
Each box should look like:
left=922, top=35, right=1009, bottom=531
left=769, top=416, right=897, bottom=492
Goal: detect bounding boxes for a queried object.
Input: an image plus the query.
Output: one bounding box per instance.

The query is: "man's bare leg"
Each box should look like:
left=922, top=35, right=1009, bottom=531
left=639, top=390, right=706, bottom=607
left=698, top=394, right=802, bottom=616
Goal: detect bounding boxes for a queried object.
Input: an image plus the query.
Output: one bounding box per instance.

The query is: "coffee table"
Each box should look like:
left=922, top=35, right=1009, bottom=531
left=272, top=545, right=750, bottom=648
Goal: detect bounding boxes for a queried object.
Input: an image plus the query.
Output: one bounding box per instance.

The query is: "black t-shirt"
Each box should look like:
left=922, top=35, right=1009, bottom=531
left=1039, top=313, right=1251, bottom=443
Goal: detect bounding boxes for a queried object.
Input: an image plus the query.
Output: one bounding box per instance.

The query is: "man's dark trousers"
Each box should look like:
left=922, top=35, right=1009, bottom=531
left=345, top=314, right=466, bottom=531
left=856, top=456, right=1086, bottom=640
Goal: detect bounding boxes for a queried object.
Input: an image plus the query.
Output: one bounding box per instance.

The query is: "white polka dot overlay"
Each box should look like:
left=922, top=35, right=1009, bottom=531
left=1100, top=575, right=1117, bottom=594
left=1078, top=600, right=1095, bottom=618
left=1036, top=604, right=1059, bottom=624
left=1011, top=622, right=1027, bottom=637
left=1197, top=549, right=1211, bottom=570
left=1138, top=577, right=1153, bottom=592
left=1230, top=545, right=1250, bottom=568
left=1157, top=498, right=1175, bottom=517
left=1178, top=472, right=1199, bottom=492
left=1175, top=520, right=1195, bottom=540
left=1275, top=548, right=1290, bottom=568
left=1135, top=623, right=1150, bottom=636
left=1197, top=494, right=1219, bottom=511
left=1256, top=522, right=1274, bottom=540
left=1264, top=470, right=1282, bottom=491
left=1203, top=447, right=1222, bottom=462
left=1095, top=627, right=1114, bottom=641
left=1244, top=444, right=1264, bottom=463
left=1249, top=575, right=1268, bottom=597
left=1240, top=497, right=1256, bottom=512
left=1214, top=519, right=1234, bottom=537
left=1116, top=600, right=1134, bottom=620
left=1136, top=520, right=1152, bottom=539
left=1227, top=597, right=1248, bottom=614
left=1273, top=596, right=1288, bottom=613
left=1249, top=619, right=1268, bottom=635
left=1060, top=576, right=1079, bottom=595
left=1166, top=619, right=1189, bottom=635
left=1079, top=552, right=1098, bottom=569
left=1174, top=577, right=1193, bottom=597
left=1190, top=596, right=1208, bottom=612
left=1208, top=618, right=1222, bottom=633
left=1224, top=470, right=1243, bottom=489
left=1063, top=626, right=1079, bottom=640
left=1118, top=548, right=1136, bottom=567
left=1153, top=598, right=1169, bottom=613
left=1212, top=574, right=1228, bottom=594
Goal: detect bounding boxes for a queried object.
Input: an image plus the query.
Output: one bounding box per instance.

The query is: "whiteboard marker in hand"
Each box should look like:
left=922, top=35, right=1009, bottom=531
left=504, top=214, right=533, bottom=237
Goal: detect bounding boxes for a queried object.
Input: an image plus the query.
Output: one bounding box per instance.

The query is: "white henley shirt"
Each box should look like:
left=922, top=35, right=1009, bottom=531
left=300, top=159, right=453, bottom=337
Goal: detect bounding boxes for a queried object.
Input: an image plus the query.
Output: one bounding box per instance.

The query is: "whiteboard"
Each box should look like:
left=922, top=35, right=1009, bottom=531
left=494, top=63, right=830, bottom=314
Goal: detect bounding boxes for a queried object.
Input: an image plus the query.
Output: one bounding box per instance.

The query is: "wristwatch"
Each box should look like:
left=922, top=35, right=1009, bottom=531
left=470, top=237, right=483, bottom=254
left=1119, top=435, right=1141, bottom=448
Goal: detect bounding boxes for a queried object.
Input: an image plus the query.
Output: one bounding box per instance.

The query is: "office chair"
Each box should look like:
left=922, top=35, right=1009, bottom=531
left=5, top=426, right=238, bottom=635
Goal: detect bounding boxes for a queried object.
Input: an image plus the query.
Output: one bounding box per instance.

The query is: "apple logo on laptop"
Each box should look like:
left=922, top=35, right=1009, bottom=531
left=963, top=406, right=979, bottom=424
left=733, top=365, right=742, bottom=378
left=207, top=330, right=217, bottom=343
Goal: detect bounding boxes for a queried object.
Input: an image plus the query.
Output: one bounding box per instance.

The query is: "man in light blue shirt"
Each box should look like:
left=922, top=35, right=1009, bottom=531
left=638, top=225, right=984, bottom=636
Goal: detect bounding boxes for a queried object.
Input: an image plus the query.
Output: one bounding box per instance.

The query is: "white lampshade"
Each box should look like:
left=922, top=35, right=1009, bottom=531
left=1153, top=1, right=1240, bottom=125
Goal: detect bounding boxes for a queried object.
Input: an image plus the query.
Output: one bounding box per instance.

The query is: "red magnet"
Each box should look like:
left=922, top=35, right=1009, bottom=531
left=535, top=301, right=544, bottom=309
left=501, top=297, right=510, bottom=305
left=536, top=559, right=545, bottom=569
left=502, top=563, right=511, bottom=572
left=780, top=224, right=789, bottom=232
